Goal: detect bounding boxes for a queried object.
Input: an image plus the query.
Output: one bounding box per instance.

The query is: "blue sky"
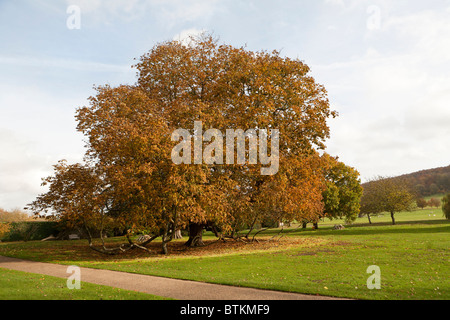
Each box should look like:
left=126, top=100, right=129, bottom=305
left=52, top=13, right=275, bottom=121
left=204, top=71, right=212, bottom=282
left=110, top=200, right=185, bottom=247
left=1, top=0, right=450, bottom=210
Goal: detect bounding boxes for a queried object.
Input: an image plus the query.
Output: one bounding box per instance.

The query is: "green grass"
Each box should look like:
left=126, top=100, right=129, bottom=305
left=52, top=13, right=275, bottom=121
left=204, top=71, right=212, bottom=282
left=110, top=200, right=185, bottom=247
left=325, top=207, right=445, bottom=226
left=424, top=194, right=446, bottom=201
left=0, top=268, right=170, bottom=300
left=0, top=209, right=448, bottom=300
left=72, top=222, right=449, bottom=300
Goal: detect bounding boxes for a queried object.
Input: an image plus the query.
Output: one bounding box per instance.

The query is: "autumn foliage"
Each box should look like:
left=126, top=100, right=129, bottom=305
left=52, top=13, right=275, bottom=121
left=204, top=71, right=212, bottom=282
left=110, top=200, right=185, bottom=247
left=27, top=35, right=354, bottom=254
left=0, top=208, right=34, bottom=240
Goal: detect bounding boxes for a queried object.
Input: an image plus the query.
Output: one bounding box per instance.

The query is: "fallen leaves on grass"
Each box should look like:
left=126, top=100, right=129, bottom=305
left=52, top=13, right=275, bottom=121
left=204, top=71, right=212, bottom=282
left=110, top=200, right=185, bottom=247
left=0, top=236, right=331, bottom=263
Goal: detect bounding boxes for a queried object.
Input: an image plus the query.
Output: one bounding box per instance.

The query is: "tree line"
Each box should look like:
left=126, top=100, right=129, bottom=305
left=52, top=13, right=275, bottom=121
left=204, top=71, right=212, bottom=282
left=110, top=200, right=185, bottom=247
left=376, top=166, right=450, bottom=197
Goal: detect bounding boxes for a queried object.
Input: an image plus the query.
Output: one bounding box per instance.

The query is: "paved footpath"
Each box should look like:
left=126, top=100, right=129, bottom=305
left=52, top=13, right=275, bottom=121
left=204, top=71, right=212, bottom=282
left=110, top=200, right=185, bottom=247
left=0, top=255, right=345, bottom=300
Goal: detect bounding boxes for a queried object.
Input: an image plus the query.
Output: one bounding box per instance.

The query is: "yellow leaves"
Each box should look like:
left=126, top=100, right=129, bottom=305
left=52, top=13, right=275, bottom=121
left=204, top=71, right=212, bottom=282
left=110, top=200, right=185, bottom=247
left=0, top=222, right=10, bottom=238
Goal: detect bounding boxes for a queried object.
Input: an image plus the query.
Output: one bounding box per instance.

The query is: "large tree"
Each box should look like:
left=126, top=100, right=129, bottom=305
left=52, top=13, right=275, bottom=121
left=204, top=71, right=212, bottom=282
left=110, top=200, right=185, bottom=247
left=27, top=34, right=338, bottom=254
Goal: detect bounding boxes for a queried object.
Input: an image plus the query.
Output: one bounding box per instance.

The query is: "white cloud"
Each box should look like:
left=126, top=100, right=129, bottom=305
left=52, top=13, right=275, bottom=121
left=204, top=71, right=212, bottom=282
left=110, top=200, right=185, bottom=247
left=0, top=128, right=51, bottom=210
left=64, top=0, right=223, bottom=27
left=319, top=7, right=450, bottom=180
left=173, top=28, right=206, bottom=46
left=323, top=0, right=362, bottom=10
left=0, top=55, right=131, bottom=73
left=65, top=0, right=146, bottom=20
left=0, top=85, right=85, bottom=210
left=325, top=0, right=345, bottom=6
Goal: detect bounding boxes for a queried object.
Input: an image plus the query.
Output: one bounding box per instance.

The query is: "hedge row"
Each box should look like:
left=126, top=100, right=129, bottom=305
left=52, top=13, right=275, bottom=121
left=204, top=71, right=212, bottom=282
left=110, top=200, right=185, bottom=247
left=0, top=221, right=59, bottom=242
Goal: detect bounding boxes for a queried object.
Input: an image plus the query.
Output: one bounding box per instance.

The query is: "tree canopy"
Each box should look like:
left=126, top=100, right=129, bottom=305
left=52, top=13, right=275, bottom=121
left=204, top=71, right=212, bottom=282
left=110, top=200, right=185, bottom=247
left=321, top=154, right=363, bottom=223
left=360, top=176, right=416, bottom=225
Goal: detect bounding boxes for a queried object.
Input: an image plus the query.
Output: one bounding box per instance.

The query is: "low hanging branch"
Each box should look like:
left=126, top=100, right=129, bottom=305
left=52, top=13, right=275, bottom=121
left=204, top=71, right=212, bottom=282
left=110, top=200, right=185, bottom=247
left=83, top=222, right=159, bottom=255
left=84, top=224, right=128, bottom=255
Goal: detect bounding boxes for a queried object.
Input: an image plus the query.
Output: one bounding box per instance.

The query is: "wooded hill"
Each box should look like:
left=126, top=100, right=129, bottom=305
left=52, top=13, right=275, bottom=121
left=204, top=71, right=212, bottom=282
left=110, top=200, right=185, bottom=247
left=363, top=165, right=450, bottom=197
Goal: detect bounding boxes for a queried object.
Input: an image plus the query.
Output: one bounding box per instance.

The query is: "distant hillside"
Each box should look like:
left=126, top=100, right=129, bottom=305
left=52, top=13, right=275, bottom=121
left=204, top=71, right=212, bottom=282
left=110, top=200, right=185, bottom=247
left=363, top=165, right=450, bottom=197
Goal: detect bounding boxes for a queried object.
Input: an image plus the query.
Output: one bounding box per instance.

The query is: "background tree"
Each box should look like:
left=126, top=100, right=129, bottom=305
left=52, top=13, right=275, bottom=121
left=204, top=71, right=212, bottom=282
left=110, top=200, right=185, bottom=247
left=429, top=183, right=440, bottom=195
left=416, top=198, right=428, bottom=209
left=321, top=154, right=363, bottom=224
left=428, top=198, right=441, bottom=208
left=0, top=208, right=32, bottom=222
left=363, top=165, right=450, bottom=197
left=360, top=176, right=416, bottom=225
left=442, top=193, right=450, bottom=220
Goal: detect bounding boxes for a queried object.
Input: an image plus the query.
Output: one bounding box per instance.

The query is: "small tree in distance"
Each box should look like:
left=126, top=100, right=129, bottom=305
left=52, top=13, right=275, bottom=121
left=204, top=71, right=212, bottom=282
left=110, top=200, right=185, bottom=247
left=321, top=154, right=363, bottom=224
left=428, top=198, right=441, bottom=208
left=416, top=198, right=428, bottom=209
left=360, top=176, right=416, bottom=225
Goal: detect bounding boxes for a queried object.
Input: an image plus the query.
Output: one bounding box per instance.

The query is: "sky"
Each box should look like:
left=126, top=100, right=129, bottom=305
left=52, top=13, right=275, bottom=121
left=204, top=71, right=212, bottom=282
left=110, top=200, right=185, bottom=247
left=1, top=0, right=450, bottom=211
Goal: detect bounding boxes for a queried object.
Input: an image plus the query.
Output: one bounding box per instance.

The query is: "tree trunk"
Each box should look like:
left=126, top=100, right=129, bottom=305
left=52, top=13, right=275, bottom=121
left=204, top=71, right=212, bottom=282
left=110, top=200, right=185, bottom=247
left=162, top=241, right=169, bottom=255
left=367, top=214, right=372, bottom=224
left=173, top=229, right=182, bottom=239
left=185, top=223, right=205, bottom=247
left=390, top=212, right=396, bottom=225
left=313, top=222, right=318, bottom=229
left=302, top=222, right=307, bottom=229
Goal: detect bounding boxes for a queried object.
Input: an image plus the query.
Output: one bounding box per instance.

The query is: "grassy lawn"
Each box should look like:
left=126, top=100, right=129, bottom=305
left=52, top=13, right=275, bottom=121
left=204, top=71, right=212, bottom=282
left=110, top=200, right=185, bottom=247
left=0, top=268, right=170, bottom=300
left=0, top=209, right=448, bottom=300
left=424, top=194, right=446, bottom=201
left=324, top=207, right=445, bottom=226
